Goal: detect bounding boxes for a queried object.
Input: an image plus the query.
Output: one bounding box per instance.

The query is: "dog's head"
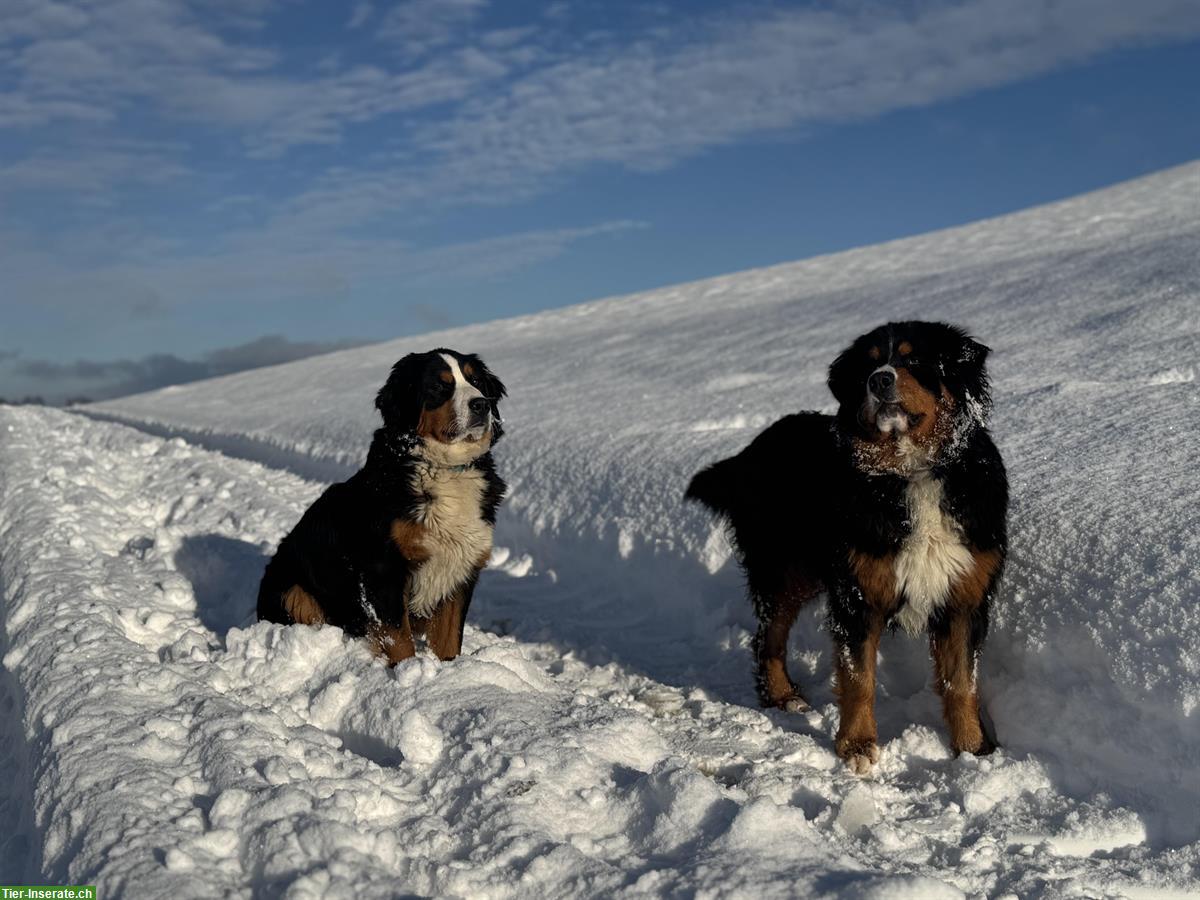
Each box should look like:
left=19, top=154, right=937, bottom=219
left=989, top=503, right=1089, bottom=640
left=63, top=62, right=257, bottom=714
left=376, top=349, right=506, bottom=464
left=828, top=321, right=991, bottom=473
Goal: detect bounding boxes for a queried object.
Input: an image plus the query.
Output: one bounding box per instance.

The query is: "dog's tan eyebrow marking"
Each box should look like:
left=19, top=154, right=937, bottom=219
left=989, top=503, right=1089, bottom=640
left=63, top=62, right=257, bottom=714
left=898, top=341, right=913, bottom=356
left=438, top=369, right=454, bottom=384
left=461, top=362, right=475, bottom=378
left=868, top=346, right=882, bottom=360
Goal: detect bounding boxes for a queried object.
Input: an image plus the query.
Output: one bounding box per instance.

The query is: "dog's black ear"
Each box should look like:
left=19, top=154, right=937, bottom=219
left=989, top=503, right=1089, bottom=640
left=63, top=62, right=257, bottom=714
left=466, top=354, right=507, bottom=445
left=958, top=332, right=990, bottom=369
left=941, top=325, right=993, bottom=422
left=473, top=357, right=507, bottom=404
left=827, top=337, right=867, bottom=414
left=376, top=353, right=427, bottom=431
left=961, top=334, right=993, bottom=419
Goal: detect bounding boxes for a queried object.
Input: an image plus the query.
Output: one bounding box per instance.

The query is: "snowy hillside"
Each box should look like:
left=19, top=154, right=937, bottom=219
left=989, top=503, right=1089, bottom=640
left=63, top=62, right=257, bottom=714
left=2, top=160, right=1198, bottom=895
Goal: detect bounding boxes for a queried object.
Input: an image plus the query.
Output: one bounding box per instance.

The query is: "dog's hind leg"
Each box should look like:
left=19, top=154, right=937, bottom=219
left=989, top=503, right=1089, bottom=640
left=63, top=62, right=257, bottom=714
left=752, top=573, right=816, bottom=712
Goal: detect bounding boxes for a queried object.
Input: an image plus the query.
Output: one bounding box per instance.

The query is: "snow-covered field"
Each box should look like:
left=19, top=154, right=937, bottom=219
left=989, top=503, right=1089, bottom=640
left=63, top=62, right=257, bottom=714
left=2, top=160, right=1199, bottom=896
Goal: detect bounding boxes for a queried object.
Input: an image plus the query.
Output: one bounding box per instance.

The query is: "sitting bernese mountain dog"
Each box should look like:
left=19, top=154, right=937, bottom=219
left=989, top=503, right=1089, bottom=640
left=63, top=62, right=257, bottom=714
left=686, top=321, right=1007, bottom=773
left=258, top=349, right=506, bottom=663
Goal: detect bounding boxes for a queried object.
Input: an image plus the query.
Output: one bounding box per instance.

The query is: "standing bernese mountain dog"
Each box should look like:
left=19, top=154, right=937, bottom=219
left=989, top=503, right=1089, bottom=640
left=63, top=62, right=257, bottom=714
left=686, top=321, right=1007, bottom=773
left=258, top=349, right=506, bottom=664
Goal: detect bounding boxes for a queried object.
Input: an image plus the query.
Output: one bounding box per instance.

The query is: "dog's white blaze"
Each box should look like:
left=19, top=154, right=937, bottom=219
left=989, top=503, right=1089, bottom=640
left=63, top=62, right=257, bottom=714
left=892, top=472, right=973, bottom=635
left=440, top=352, right=484, bottom=438
left=872, top=364, right=897, bottom=382
left=406, top=463, right=493, bottom=618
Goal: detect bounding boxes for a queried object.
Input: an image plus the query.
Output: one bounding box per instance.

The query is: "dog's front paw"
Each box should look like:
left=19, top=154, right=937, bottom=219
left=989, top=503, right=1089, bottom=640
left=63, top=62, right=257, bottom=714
left=949, top=715, right=997, bottom=757
left=837, top=736, right=880, bottom=774
left=952, top=728, right=997, bottom=757
left=779, top=692, right=811, bottom=713
left=782, top=696, right=810, bottom=713
left=974, top=730, right=998, bottom=756
left=760, top=688, right=810, bottom=713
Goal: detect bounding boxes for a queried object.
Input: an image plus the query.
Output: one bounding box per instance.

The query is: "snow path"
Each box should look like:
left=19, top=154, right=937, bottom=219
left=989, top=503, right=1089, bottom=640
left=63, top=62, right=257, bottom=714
left=1, top=405, right=1195, bottom=895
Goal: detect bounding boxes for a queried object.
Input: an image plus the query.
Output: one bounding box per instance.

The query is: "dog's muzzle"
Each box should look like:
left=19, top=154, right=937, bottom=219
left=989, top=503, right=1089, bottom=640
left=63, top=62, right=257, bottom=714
left=873, top=403, right=909, bottom=434
left=866, top=366, right=907, bottom=434
left=454, top=397, right=491, bottom=442
left=467, top=397, right=490, bottom=430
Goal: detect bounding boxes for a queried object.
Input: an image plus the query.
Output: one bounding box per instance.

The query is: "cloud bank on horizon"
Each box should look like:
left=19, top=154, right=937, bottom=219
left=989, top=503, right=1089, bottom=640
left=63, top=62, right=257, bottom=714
left=3, top=0, right=1200, bottom=401
left=0, top=335, right=370, bottom=404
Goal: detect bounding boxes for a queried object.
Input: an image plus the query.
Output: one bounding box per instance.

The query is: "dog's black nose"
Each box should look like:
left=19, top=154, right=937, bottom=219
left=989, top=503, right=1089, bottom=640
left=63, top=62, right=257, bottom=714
left=868, top=370, right=895, bottom=396
left=468, top=397, right=489, bottom=415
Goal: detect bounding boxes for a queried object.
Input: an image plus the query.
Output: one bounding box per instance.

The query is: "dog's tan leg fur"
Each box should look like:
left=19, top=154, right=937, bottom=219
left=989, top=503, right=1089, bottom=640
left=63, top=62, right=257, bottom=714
left=756, top=589, right=809, bottom=711
left=933, top=547, right=1003, bottom=754
left=834, top=614, right=885, bottom=774
left=369, top=616, right=416, bottom=666
left=930, top=611, right=985, bottom=754
left=833, top=551, right=899, bottom=772
left=424, top=593, right=467, bottom=660
left=282, top=585, right=325, bottom=625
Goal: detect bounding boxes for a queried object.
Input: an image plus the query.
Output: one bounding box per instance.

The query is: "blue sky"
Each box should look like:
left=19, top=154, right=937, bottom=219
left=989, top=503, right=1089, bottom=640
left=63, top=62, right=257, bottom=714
left=3, top=0, right=1199, bottom=401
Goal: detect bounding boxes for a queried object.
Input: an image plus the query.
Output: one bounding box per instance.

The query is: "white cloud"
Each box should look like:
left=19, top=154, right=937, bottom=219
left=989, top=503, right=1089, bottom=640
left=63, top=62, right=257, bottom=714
left=122, top=0, right=1198, bottom=237
left=0, top=217, right=645, bottom=322
left=0, top=0, right=279, bottom=130
left=4, top=0, right=1198, bottom=164
left=0, top=334, right=373, bottom=403
left=0, top=0, right=518, bottom=159
left=346, top=2, right=373, bottom=30
left=407, top=0, right=1200, bottom=186
left=0, top=140, right=189, bottom=196
left=375, top=0, right=489, bottom=55
left=0, top=93, right=109, bottom=127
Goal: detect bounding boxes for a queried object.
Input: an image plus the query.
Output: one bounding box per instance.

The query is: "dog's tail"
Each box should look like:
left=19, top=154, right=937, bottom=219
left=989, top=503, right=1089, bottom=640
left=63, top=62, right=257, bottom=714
left=685, top=456, right=742, bottom=518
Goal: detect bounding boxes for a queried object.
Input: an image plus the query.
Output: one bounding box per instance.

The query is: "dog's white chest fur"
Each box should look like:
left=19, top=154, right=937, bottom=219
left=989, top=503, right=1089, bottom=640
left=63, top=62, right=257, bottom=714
left=892, top=472, right=973, bottom=635
left=406, top=465, right=493, bottom=618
